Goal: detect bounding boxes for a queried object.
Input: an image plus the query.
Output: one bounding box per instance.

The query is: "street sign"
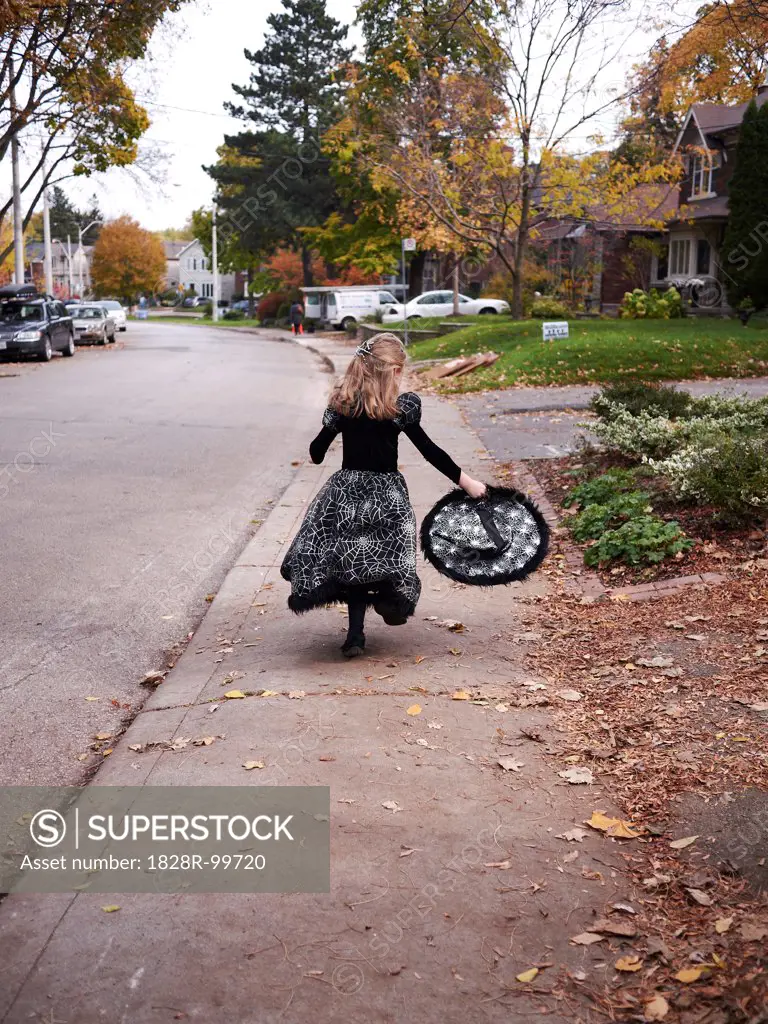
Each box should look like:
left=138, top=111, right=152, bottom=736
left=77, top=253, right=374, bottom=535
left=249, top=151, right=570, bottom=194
left=542, top=320, right=569, bottom=340
left=402, top=238, right=416, bottom=252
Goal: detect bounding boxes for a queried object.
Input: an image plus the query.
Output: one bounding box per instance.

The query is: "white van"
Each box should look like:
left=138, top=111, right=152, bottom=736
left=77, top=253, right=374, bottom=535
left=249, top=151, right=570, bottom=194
left=301, top=287, right=402, bottom=329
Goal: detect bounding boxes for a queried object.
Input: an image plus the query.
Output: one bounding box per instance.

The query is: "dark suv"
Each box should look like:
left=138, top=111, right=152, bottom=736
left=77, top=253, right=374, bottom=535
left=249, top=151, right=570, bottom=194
left=0, top=284, right=76, bottom=362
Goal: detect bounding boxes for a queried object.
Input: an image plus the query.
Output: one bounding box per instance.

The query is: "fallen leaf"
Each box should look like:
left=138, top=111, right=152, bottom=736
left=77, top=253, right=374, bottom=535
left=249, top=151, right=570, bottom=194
left=670, top=835, right=698, bottom=850
left=644, top=994, right=670, bottom=1020
left=748, top=702, right=768, bottom=712
left=558, top=828, right=588, bottom=842
left=94, top=732, right=112, bottom=741
left=224, top=690, right=246, bottom=700
left=676, top=966, right=709, bottom=984
left=559, top=767, right=594, bottom=785
left=288, top=690, right=306, bottom=699
left=451, top=691, right=471, bottom=701
left=85, top=696, right=100, bottom=702
left=516, top=968, right=538, bottom=984
left=563, top=850, right=579, bottom=863
left=242, top=761, right=265, bottom=770
left=740, top=922, right=768, bottom=941
left=495, top=703, right=509, bottom=713
left=449, top=648, right=462, bottom=656
left=637, top=656, right=674, bottom=668
left=686, top=888, right=713, bottom=907
left=101, top=905, right=120, bottom=913
left=611, top=902, right=637, bottom=915
left=381, top=800, right=403, bottom=813
left=318, top=755, right=336, bottom=762
left=406, top=704, right=422, bottom=716
left=259, top=689, right=279, bottom=697
left=585, top=811, right=643, bottom=839
left=484, top=860, right=512, bottom=870
left=497, top=757, right=524, bottom=772
left=593, top=918, right=637, bottom=938
left=615, top=956, right=643, bottom=972
left=427, top=721, right=443, bottom=729
left=714, top=917, right=733, bottom=934
left=140, top=670, right=165, bottom=686
left=338, top=798, right=355, bottom=804
left=414, top=655, right=425, bottom=664
left=570, top=932, right=604, bottom=946
left=555, top=689, right=583, bottom=702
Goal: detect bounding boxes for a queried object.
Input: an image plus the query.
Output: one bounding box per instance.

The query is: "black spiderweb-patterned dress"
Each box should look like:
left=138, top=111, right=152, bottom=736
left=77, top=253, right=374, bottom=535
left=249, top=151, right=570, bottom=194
left=280, top=392, right=462, bottom=618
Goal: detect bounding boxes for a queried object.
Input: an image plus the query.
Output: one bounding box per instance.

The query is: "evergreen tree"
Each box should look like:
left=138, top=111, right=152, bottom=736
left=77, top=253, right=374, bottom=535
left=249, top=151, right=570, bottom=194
left=722, top=100, right=768, bottom=309
left=48, top=186, right=81, bottom=242
left=227, top=0, right=352, bottom=135
left=215, top=0, right=353, bottom=284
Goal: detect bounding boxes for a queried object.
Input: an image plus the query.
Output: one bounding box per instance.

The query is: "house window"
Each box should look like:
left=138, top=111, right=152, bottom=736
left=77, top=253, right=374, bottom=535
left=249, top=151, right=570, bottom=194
left=670, top=239, right=691, bottom=277
left=200, top=257, right=208, bottom=271
left=696, top=239, right=711, bottom=276
left=690, top=151, right=720, bottom=198
left=201, top=282, right=213, bottom=298
left=656, top=245, right=669, bottom=280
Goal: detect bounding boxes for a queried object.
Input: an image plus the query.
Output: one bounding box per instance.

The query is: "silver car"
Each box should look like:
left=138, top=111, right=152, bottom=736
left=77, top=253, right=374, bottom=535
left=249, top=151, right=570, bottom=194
left=71, top=305, right=117, bottom=345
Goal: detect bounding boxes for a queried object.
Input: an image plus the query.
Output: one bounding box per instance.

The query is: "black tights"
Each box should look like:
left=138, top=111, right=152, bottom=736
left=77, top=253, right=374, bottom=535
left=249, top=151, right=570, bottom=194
left=347, top=588, right=367, bottom=636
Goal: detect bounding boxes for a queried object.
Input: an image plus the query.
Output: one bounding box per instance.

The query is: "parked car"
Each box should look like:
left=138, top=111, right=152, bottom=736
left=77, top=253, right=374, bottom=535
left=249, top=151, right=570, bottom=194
left=0, top=284, right=75, bottom=361
left=99, top=300, right=127, bottom=331
left=302, top=288, right=403, bottom=329
left=70, top=305, right=116, bottom=345
left=182, top=296, right=206, bottom=308
left=383, top=290, right=510, bottom=322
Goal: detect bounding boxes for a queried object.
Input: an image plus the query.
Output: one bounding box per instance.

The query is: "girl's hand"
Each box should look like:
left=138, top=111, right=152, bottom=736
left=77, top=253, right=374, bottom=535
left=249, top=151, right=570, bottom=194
left=459, top=472, right=487, bottom=499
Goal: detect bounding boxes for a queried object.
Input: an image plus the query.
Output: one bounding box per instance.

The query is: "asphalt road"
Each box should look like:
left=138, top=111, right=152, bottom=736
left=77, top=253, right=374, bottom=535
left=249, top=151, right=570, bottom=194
left=0, top=322, right=327, bottom=785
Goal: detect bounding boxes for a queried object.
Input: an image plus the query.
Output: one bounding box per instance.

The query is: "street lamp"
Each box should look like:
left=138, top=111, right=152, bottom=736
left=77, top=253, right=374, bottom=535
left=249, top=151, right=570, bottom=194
left=212, top=205, right=219, bottom=323
left=78, top=219, right=102, bottom=297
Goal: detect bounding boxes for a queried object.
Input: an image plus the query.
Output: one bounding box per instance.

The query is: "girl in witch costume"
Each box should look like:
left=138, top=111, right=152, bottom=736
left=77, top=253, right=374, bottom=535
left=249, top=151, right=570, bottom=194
left=280, top=333, right=486, bottom=657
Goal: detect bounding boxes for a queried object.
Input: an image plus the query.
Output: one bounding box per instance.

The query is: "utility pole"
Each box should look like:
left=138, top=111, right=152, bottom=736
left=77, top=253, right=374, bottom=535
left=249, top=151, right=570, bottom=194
left=10, top=60, right=25, bottom=285
left=212, top=205, right=219, bottom=323
left=66, top=235, right=74, bottom=298
left=402, top=238, right=416, bottom=346
left=77, top=219, right=101, bottom=297
left=42, top=168, right=54, bottom=296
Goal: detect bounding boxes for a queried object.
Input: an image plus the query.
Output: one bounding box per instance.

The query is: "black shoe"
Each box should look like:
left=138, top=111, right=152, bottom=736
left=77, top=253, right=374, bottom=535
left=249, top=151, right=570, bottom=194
left=341, top=632, right=366, bottom=658
left=373, top=600, right=408, bottom=626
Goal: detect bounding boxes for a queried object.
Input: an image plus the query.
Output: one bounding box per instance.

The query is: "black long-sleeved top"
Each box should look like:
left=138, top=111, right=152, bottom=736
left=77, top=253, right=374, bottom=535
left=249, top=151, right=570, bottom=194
left=309, top=392, right=462, bottom=484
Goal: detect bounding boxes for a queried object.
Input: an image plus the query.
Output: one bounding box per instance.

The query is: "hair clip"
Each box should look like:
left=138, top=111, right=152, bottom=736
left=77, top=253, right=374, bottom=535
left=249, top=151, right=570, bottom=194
left=355, top=339, right=374, bottom=357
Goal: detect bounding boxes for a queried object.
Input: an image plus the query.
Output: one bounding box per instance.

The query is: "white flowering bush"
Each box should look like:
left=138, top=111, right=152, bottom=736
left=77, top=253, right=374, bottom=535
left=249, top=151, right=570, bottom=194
left=650, top=432, right=768, bottom=520
left=588, top=405, right=681, bottom=458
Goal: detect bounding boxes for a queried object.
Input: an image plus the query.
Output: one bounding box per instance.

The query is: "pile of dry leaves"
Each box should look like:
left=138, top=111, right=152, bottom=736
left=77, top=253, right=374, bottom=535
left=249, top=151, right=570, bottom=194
left=517, top=572, right=768, bottom=1022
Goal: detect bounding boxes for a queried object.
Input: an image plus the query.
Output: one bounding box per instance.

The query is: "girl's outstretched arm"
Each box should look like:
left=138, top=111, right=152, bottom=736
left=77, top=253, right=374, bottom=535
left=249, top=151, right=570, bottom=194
left=309, top=408, right=341, bottom=465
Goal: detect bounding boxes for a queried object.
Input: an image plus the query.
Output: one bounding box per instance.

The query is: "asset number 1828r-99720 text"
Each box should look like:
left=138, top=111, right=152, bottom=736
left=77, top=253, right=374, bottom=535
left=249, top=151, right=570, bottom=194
left=147, top=854, right=267, bottom=871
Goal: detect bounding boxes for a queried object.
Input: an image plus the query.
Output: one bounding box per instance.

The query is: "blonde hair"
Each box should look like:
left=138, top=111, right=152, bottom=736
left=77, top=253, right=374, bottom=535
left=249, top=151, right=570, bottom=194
left=330, top=333, right=406, bottom=420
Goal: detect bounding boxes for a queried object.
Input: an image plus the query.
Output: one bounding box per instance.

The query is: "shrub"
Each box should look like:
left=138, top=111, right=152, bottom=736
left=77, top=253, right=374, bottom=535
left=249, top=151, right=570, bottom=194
left=591, top=381, right=694, bottom=422
left=651, top=431, right=768, bottom=521
left=530, top=296, right=568, bottom=319
left=619, top=286, right=683, bottom=319
left=589, top=407, right=681, bottom=459
left=584, top=516, right=692, bottom=567
left=563, top=468, right=639, bottom=508
left=276, top=301, right=291, bottom=319
left=571, top=491, right=653, bottom=541
left=202, top=301, right=213, bottom=317
left=222, top=308, right=245, bottom=321
left=256, top=291, right=288, bottom=320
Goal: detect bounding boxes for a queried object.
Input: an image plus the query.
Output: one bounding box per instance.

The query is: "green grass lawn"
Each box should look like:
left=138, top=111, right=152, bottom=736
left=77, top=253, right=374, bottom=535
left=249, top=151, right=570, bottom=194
left=144, top=315, right=266, bottom=329
left=405, top=317, right=768, bottom=391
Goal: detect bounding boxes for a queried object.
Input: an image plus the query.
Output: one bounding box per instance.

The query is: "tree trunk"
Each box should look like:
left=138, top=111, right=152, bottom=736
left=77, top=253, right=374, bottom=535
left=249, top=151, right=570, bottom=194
left=301, top=245, right=313, bottom=287
left=246, top=266, right=255, bottom=318
left=511, top=168, right=533, bottom=319
left=409, top=250, right=426, bottom=299
left=452, top=259, right=460, bottom=315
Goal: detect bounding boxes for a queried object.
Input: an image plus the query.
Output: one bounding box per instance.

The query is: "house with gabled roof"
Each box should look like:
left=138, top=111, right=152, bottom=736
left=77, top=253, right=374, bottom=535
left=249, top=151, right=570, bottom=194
left=664, top=84, right=768, bottom=308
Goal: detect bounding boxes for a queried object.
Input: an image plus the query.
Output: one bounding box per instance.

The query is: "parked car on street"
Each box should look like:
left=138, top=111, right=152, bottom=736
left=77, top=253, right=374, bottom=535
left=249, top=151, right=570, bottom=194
left=383, top=290, right=510, bottom=322
left=70, top=305, right=117, bottom=345
left=182, top=296, right=206, bottom=308
left=0, top=284, right=76, bottom=361
left=99, top=300, right=127, bottom=331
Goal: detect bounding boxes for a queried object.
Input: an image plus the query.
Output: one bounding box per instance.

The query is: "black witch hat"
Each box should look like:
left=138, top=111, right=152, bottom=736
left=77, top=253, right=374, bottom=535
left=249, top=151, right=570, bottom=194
left=420, top=485, right=549, bottom=586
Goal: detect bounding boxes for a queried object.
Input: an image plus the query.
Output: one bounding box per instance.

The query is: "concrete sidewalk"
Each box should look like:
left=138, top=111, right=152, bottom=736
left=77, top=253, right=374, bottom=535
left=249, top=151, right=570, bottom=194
left=0, top=336, right=634, bottom=1023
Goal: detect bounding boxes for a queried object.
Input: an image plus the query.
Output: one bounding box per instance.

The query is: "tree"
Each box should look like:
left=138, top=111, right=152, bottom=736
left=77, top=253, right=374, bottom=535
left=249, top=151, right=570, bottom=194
left=0, top=0, right=188, bottom=260
left=619, top=1, right=768, bottom=158
left=211, top=0, right=353, bottom=284
left=91, top=216, right=167, bottom=304
left=721, top=100, right=768, bottom=309
left=343, top=0, right=677, bottom=316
